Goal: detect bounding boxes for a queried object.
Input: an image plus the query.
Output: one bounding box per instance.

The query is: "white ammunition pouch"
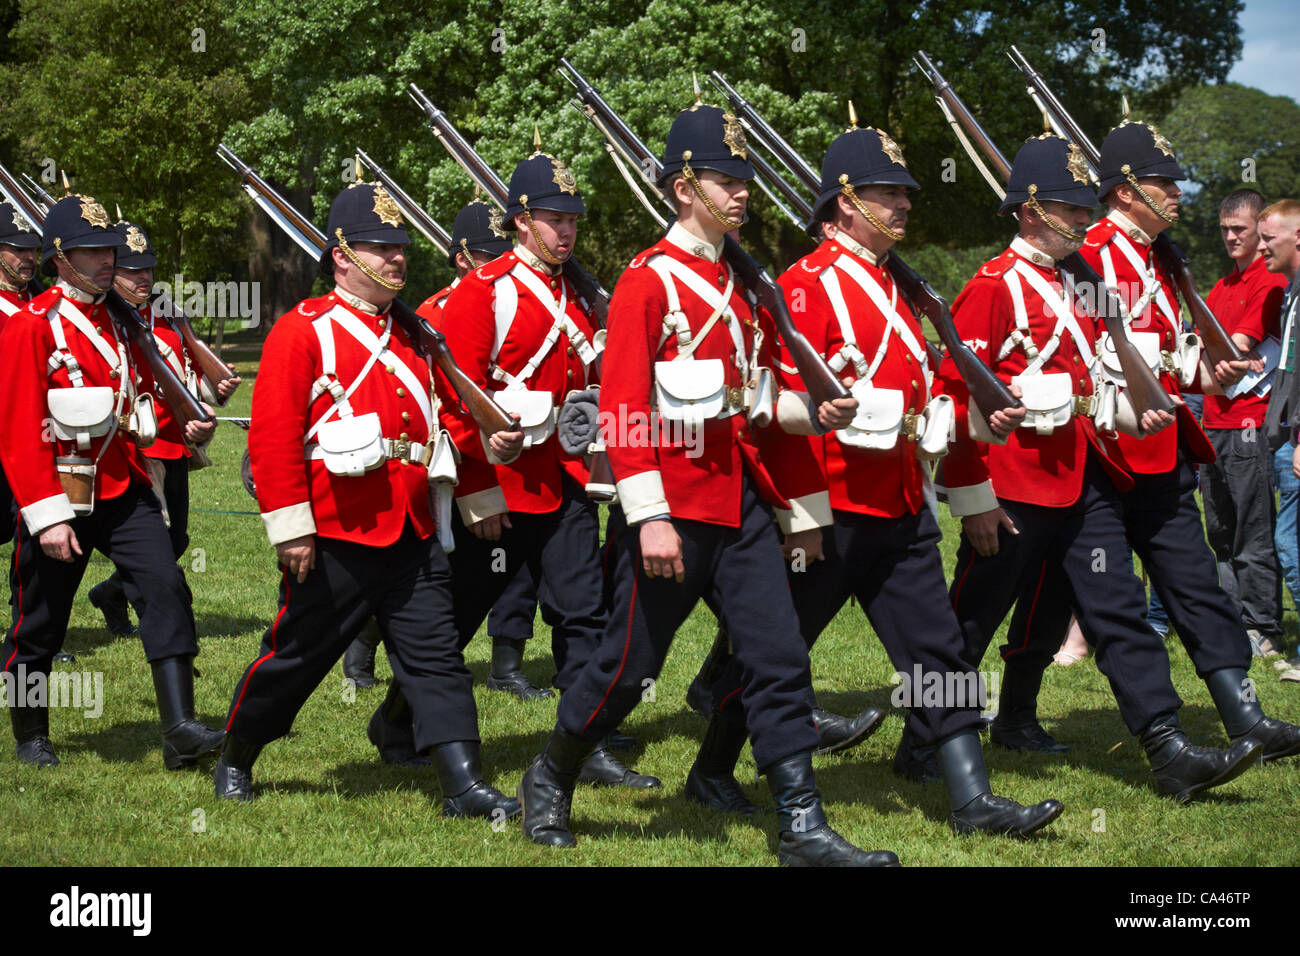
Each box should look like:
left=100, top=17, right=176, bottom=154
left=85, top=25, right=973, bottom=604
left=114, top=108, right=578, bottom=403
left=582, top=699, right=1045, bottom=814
left=838, top=381, right=907, bottom=450
left=56, top=456, right=96, bottom=516
left=654, top=358, right=729, bottom=426
left=747, top=366, right=775, bottom=428
left=129, top=394, right=158, bottom=449
left=313, top=412, right=387, bottom=477
left=1012, top=372, right=1074, bottom=436
left=1097, top=330, right=1162, bottom=387
left=1177, top=332, right=1201, bottom=388
left=48, top=386, right=117, bottom=448
left=494, top=388, right=557, bottom=448
left=919, top=394, right=955, bottom=460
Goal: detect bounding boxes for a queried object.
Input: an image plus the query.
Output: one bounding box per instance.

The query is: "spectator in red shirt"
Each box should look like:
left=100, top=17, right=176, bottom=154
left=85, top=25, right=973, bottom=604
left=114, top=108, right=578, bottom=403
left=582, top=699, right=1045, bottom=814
left=1202, top=189, right=1290, bottom=657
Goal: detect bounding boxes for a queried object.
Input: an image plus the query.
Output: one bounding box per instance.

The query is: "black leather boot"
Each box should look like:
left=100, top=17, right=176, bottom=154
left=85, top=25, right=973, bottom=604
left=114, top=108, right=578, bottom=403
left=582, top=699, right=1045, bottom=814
left=151, top=656, right=225, bottom=770
left=89, top=573, right=135, bottom=637
left=812, top=701, right=886, bottom=756
left=342, top=618, right=382, bottom=689
left=518, top=727, right=597, bottom=847
left=367, top=683, right=430, bottom=767
left=10, top=702, right=58, bottom=767
left=686, top=626, right=732, bottom=718
left=766, top=752, right=899, bottom=867
left=578, top=740, right=661, bottom=788
left=990, top=658, right=1068, bottom=753
left=893, top=723, right=940, bottom=784
left=1206, top=667, right=1300, bottom=763
left=685, top=715, right=758, bottom=816
left=213, top=734, right=262, bottom=802
left=429, top=740, right=521, bottom=819
left=486, top=637, right=554, bottom=700
left=1140, top=713, right=1263, bottom=803
left=938, top=730, right=1063, bottom=837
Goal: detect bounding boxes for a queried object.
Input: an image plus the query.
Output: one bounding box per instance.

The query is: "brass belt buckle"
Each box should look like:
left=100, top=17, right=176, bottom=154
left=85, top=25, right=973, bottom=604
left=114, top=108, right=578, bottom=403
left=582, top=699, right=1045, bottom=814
left=392, top=438, right=411, bottom=462
left=901, top=413, right=922, bottom=441
left=726, top=385, right=744, bottom=410
left=1072, top=394, right=1095, bottom=417
left=1160, top=350, right=1178, bottom=373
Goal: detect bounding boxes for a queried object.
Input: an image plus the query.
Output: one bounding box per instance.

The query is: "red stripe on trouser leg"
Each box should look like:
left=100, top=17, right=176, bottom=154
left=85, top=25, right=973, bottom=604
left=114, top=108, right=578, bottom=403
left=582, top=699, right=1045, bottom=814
left=225, top=570, right=291, bottom=731
left=582, top=572, right=638, bottom=737
left=1005, top=561, right=1048, bottom=659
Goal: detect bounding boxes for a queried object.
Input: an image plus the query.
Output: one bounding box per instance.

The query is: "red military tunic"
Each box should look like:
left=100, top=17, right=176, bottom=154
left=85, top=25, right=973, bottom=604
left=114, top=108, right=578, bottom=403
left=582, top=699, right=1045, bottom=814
left=0, top=283, right=36, bottom=332
left=1203, top=254, right=1287, bottom=429
left=600, top=224, right=790, bottom=527
left=249, top=288, right=437, bottom=547
left=1080, top=212, right=1214, bottom=472
left=136, top=303, right=193, bottom=461
left=0, top=282, right=153, bottom=533
left=941, top=237, right=1130, bottom=515
left=438, top=246, right=596, bottom=522
left=416, top=280, right=457, bottom=328
left=766, top=237, right=930, bottom=530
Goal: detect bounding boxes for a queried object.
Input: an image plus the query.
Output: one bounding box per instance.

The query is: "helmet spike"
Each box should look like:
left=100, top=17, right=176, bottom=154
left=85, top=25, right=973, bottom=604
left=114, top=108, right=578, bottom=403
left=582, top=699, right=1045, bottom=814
left=848, top=100, right=858, bottom=129
left=61, top=170, right=70, bottom=195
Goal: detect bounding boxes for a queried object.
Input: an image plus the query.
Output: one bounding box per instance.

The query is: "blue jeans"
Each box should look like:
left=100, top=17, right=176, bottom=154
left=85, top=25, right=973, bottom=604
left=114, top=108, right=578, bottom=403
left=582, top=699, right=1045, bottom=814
left=1272, top=441, right=1300, bottom=609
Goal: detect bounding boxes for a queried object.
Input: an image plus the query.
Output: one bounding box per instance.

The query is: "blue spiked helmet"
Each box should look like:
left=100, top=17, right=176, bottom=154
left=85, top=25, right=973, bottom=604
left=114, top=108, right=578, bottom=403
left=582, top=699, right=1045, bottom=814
left=502, top=129, right=586, bottom=230
left=448, top=198, right=512, bottom=267
left=812, top=121, right=919, bottom=226
left=1096, top=120, right=1185, bottom=198
left=657, top=103, right=755, bottom=187
left=320, top=182, right=411, bottom=275
left=0, top=202, right=40, bottom=249
left=113, top=220, right=157, bottom=270
left=1000, top=133, right=1098, bottom=215
left=40, top=194, right=125, bottom=277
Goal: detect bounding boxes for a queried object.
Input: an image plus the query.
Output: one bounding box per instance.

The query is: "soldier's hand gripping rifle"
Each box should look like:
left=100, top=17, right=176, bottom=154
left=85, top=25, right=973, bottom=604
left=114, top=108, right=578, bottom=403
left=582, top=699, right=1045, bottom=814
left=558, top=60, right=850, bottom=408
left=710, top=70, right=1020, bottom=417
left=1007, top=45, right=1242, bottom=367
left=216, top=144, right=514, bottom=435
left=915, top=51, right=1175, bottom=424
left=408, top=84, right=620, bottom=497
left=7, top=164, right=212, bottom=426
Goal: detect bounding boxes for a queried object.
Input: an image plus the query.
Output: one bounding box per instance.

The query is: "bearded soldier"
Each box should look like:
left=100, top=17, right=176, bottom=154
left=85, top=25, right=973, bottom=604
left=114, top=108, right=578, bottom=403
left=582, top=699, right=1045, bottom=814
left=940, top=133, right=1264, bottom=802
left=0, top=201, right=42, bottom=540
left=0, top=195, right=224, bottom=769
left=515, top=100, right=899, bottom=866
left=993, top=120, right=1300, bottom=764
left=213, top=183, right=519, bottom=822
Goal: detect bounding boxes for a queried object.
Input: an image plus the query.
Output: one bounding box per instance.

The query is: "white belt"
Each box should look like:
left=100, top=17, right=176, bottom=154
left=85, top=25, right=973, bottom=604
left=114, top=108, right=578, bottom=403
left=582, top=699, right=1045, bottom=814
left=306, top=437, right=434, bottom=467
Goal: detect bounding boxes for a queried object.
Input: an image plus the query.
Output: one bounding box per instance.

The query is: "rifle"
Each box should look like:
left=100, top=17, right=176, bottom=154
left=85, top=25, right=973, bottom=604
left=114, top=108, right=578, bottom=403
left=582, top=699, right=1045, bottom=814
left=709, top=69, right=1019, bottom=415
left=148, top=292, right=240, bottom=403
left=557, top=60, right=850, bottom=408
left=354, top=148, right=452, bottom=257
left=5, top=164, right=211, bottom=424
left=1006, top=45, right=1243, bottom=366
left=217, top=144, right=513, bottom=436
left=915, top=51, right=1175, bottom=422
left=408, top=84, right=618, bottom=497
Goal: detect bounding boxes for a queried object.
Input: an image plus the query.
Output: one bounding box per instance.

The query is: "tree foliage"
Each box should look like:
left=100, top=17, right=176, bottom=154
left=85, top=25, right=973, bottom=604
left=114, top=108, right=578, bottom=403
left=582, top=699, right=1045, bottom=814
left=0, top=0, right=1253, bottom=317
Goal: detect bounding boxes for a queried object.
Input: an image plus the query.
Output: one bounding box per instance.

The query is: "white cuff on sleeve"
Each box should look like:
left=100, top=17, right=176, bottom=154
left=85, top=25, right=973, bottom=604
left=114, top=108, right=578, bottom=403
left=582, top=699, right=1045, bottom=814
left=775, top=491, right=833, bottom=535
left=456, top=485, right=509, bottom=525
left=22, top=493, right=77, bottom=536
left=776, top=390, right=821, bottom=435
left=617, top=471, right=669, bottom=525
left=945, top=480, right=998, bottom=517
left=262, top=502, right=317, bottom=547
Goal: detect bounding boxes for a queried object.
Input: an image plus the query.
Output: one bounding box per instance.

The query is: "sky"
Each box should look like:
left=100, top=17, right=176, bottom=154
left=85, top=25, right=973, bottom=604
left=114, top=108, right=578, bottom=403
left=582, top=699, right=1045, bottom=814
left=1227, top=0, right=1300, bottom=103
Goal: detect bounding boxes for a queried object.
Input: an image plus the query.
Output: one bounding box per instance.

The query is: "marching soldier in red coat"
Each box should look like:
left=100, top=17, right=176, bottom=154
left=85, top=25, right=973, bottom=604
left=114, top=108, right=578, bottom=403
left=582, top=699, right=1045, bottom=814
left=369, top=144, right=660, bottom=787
left=213, top=184, right=519, bottom=821
left=0, top=201, right=42, bottom=539
left=87, top=220, right=240, bottom=637
left=739, top=121, right=1062, bottom=836
left=516, top=102, right=896, bottom=866
left=940, top=134, right=1263, bottom=802
left=0, top=195, right=224, bottom=769
left=995, top=121, right=1300, bottom=763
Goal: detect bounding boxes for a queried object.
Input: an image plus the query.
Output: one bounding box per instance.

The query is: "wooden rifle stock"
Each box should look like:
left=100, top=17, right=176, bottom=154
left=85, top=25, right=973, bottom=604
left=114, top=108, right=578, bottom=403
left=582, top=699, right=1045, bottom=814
left=151, top=294, right=239, bottom=403
left=886, top=254, right=1020, bottom=413
left=105, top=289, right=213, bottom=426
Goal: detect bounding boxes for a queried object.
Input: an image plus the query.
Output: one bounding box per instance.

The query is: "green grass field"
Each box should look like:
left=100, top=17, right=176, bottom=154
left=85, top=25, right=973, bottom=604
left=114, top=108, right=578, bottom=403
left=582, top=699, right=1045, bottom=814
left=3, top=355, right=1299, bottom=867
